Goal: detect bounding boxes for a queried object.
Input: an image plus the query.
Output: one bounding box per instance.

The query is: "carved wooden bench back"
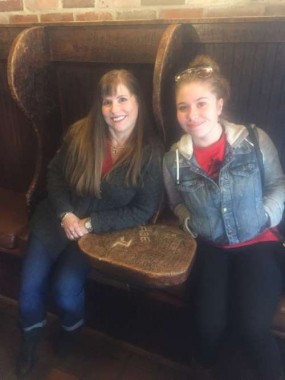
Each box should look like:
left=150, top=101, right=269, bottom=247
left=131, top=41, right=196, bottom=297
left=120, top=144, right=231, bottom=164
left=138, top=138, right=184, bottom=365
left=0, top=26, right=38, bottom=254
left=0, top=26, right=36, bottom=193
left=1, top=22, right=192, bottom=253
left=2, top=20, right=285, bottom=336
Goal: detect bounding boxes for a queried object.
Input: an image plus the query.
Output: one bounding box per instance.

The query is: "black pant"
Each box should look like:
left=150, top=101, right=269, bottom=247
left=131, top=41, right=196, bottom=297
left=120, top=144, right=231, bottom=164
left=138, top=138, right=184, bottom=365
left=191, top=241, right=283, bottom=380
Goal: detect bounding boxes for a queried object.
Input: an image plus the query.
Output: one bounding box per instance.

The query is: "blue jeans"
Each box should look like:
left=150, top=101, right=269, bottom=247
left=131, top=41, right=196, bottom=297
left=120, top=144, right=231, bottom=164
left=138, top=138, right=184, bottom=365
left=191, top=241, right=283, bottom=380
left=19, top=234, right=90, bottom=332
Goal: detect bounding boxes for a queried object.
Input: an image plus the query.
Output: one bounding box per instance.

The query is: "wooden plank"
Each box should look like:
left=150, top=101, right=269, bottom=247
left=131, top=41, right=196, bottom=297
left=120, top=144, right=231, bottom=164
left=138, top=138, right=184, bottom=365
left=7, top=26, right=62, bottom=201
left=0, top=61, right=36, bottom=192
left=48, top=25, right=167, bottom=64
left=8, top=26, right=51, bottom=122
left=264, top=43, right=285, bottom=170
left=55, top=62, right=155, bottom=134
left=248, top=44, right=278, bottom=129
left=193, top=21, right=285, bottom=43
left=178, top=40, right=285, bottom=152
left=153, top=23, right=200, bottom=146
left=0, top=26, right=26, bottom=60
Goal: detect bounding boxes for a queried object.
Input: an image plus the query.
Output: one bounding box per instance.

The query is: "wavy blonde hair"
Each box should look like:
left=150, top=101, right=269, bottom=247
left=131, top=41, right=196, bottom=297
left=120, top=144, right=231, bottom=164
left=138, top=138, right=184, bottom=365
left=63, top=69, right=153, bottom=198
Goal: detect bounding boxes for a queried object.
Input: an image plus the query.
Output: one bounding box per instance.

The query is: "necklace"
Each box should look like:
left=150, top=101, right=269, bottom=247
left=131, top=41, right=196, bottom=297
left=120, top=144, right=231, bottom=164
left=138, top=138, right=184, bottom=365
left=111, top=139, right=125, bottom=156
left=111, top=143, right=125, bottom=156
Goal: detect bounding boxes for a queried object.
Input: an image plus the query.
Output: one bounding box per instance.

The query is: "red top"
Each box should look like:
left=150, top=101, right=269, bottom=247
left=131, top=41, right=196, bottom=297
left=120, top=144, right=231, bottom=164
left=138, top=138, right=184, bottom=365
left=194, top=132, right=227, bottom=181
left=101, top=142, right=113, bottom=176
left=193, top=133, right=279, bottom=248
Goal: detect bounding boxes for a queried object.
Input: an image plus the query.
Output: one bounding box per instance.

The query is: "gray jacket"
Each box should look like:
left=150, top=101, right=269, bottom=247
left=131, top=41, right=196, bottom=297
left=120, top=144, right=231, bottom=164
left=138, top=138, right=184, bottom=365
left=30, top=144, right=163, bottom=256
left=163, top=121, right=285, bottom=244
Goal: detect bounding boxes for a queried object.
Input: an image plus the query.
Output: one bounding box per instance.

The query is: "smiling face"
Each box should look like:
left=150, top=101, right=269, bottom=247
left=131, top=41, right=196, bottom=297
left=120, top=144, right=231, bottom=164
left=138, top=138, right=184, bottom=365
left=101, top=83, right=139, bottom=142
left=176, top=80, right=224, bottom=147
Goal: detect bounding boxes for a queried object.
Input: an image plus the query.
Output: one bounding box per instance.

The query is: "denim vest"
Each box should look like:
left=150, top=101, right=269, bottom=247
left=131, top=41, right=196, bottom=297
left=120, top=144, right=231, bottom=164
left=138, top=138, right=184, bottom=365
left=163, top=121, right=285, bottom=244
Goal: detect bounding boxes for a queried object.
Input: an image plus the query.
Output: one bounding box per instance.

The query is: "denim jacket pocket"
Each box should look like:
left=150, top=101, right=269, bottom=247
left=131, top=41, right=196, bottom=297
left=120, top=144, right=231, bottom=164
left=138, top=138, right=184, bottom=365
left=229, top=162, right=258, bottom=177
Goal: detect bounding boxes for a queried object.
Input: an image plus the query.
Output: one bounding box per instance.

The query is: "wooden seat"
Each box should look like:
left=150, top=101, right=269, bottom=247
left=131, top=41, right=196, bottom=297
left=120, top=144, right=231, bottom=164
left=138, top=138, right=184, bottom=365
left=79, top=224, right=196, bottom=288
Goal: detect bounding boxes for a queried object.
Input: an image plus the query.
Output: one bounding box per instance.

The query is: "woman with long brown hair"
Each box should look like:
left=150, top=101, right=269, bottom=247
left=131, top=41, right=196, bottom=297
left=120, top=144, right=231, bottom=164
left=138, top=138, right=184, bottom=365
left=16, top=69, right=163, bottom=376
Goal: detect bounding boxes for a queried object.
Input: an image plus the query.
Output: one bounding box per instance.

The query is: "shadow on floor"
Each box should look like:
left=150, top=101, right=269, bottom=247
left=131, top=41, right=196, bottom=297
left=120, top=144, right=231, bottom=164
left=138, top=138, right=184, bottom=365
left=0, top=295, right=191, bottom=380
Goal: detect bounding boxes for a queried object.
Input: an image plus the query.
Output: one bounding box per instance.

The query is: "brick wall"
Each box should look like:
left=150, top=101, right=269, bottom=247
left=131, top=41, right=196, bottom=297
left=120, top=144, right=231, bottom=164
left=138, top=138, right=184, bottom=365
left=0, top=0, right=284, bottom=24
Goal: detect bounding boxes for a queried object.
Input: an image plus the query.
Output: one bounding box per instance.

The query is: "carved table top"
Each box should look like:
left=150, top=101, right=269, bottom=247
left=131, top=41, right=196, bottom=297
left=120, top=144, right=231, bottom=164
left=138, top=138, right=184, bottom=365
left=78, top=224, right=197, bottom=288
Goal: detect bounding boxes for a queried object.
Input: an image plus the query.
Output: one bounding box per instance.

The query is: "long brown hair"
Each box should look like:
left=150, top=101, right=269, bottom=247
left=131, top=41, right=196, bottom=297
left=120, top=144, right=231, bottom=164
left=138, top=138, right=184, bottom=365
left=63, top=69, right=152, bottom=198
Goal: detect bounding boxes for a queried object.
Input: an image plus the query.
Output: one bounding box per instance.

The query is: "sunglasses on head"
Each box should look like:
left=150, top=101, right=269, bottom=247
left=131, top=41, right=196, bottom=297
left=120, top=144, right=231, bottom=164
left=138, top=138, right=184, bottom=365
left=175, top=66, right=214, bottom=83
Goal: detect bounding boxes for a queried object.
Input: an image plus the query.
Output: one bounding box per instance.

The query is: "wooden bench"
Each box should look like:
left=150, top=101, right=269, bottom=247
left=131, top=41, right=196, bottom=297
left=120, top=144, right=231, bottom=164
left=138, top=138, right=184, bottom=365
left=5, top=22, right=197, bottom=286
left=1, top=19, right=285, bottom=338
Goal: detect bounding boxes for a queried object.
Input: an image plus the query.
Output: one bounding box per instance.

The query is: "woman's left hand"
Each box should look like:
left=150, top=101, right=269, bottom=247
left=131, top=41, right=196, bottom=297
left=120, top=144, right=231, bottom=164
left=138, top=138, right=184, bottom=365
left=61, top=213, right=89, bottom=240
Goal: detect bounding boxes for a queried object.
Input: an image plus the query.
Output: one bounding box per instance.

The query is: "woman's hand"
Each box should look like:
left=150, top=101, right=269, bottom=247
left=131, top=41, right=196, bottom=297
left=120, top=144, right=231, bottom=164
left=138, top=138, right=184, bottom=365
left=61, top=213, right=89, bottom=240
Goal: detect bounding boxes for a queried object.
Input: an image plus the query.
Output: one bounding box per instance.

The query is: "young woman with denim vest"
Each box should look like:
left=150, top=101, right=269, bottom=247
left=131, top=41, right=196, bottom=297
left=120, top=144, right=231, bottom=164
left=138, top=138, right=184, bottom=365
left=163, top=55, right=285, bottom=380
left=16, top=69, right=163, bottom=376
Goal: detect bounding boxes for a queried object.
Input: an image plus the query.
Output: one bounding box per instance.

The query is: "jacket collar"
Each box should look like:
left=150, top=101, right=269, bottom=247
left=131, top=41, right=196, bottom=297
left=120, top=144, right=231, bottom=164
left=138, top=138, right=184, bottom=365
left=174, top=120, right=248, bottom=159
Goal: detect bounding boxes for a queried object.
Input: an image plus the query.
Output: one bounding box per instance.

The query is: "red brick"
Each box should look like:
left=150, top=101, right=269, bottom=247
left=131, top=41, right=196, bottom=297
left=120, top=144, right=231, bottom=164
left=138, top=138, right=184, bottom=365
left=159, top=8, right=204, bottom=20
left=75, top=11, right=113, bottom=21
left=116, top=9, right=156, bottom=20
left=24, top=0, right=59, bottom=11
left=40, top=12, right=74, bottom=22
left=0, top=0, right=23, bottom=12
left=206, top=5, right=265, bottom=18
left=63, top=0, right=94, bottom=8
left=9, top=14, right=38, bottom=23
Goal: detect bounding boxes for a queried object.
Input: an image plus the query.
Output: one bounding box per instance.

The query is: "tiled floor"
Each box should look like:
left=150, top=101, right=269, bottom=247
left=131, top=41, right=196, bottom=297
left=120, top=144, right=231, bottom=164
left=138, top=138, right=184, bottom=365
left=0, top=295, right=191, bottom=380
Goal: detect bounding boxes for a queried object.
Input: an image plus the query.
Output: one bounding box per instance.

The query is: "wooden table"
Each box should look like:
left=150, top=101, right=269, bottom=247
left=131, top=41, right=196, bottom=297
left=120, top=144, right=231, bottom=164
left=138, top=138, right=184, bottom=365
left=78, top=224, right=196, bottom=288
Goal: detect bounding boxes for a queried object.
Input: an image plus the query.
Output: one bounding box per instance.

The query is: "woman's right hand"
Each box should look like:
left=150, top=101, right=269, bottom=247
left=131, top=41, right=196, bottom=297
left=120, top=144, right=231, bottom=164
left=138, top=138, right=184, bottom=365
left=61, top=212, right=86, bottom=240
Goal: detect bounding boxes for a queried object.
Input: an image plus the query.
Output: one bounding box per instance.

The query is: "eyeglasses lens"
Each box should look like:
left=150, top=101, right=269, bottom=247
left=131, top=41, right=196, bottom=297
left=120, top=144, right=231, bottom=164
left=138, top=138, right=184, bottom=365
left=175, top=66, right=213, bottom=82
